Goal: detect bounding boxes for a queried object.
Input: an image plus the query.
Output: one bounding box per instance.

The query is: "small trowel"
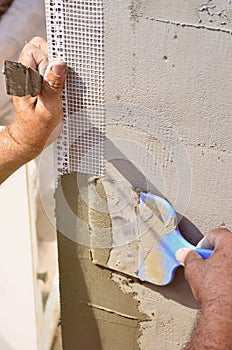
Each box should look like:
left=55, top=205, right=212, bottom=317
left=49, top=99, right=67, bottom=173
left=3, top=60, right=42, bottom=97
left=138, top=192, right=213, bottom=285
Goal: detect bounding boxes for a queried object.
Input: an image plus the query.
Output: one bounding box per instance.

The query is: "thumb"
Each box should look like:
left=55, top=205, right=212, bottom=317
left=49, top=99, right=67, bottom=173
left=176, top=247, right=203, bottom=285
left=176, top=248, right=204, bottom=302
left=42, top=60, right=67, bottom=99
left=176, top=247, right=202, bottom=266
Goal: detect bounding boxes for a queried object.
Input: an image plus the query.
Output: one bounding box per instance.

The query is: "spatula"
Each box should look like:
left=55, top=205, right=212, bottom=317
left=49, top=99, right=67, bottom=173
left=138, top=192, right=213, bottom=286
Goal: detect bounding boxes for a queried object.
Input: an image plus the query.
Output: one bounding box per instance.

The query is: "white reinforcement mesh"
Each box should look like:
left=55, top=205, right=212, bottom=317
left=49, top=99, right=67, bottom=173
left=45, top=0, right=105, bottom=176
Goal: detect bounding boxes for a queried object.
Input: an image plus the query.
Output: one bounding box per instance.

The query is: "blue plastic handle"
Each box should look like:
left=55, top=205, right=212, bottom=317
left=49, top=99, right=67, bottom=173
left=195, top=247, right=213, bottom=259
left=138, top=192, right=214, bottom=285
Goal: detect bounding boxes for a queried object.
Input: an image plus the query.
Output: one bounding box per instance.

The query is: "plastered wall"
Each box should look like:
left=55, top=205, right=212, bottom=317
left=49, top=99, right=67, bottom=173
left=56, top=1, right=232, bottom=349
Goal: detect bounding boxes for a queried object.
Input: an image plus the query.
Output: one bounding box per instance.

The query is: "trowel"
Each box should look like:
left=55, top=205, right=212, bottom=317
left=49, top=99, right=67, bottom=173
left=4, top=60, right=42, bottom=97
left=138, top=192, right=213, bottom=286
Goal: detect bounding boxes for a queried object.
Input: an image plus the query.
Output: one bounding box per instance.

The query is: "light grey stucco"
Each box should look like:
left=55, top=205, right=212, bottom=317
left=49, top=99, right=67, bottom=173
left=104, top=0, right=232, bottom=235
left=56, top=1, right=232, bottom=349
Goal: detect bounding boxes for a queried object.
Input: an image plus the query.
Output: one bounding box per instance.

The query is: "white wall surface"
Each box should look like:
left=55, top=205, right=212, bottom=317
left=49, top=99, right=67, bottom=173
left=0, top=167, right=38, bottom=350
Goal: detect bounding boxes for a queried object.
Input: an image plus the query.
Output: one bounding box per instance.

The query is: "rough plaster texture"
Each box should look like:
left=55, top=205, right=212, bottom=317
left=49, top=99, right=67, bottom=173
left=56, top=1, right=232, bottom=349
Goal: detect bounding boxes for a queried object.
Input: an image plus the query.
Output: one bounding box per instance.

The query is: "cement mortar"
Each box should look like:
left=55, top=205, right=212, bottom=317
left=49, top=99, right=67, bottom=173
left=56, top=0, right=232, bottom=348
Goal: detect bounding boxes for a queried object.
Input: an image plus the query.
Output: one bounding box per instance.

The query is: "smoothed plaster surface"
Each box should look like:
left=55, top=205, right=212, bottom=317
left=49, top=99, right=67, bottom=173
left=56, top=175, right=147, bottom=350
left=56, top=0, right=232, bottom=349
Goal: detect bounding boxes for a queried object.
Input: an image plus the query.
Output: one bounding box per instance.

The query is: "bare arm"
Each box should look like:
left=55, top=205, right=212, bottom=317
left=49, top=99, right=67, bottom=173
left=0, top=36, right=66, bottom=184
left=176, top=228, right=232, bottom=350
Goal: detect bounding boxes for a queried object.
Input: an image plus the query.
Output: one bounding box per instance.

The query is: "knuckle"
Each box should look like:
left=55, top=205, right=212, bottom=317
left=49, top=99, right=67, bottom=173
left=44, top=79, right=64, bottom=92
left=184, top=250, right=199, bottom=264
left=185, top=258, right=197, bottom=271
left=210, top=227, right=232, bottom=237
left=29, top=36, right=44, bottom=45
left=22, top=44, right=34, bottom=55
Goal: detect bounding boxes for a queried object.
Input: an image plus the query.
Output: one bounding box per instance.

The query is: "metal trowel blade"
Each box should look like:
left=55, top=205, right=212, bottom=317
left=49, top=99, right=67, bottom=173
left=4, top=60, right=42, bottom=97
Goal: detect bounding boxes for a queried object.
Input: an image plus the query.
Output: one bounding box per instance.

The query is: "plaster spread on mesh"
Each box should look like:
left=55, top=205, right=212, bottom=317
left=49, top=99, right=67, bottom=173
left=45, top=0, right=105, bottom=177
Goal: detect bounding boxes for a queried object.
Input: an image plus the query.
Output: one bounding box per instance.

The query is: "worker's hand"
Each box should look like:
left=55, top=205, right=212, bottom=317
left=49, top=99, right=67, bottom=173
left=9, top=36, right=66, bottom=160
left=176, top=228, right=232, bottom=308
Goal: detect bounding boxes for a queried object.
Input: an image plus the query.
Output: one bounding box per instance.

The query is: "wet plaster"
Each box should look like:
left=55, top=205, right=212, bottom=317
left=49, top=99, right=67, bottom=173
left=55, top=0, right=232, bottom=349
left=86, top=155, right=201, bottom=349
left=89, top=169, right=179, bottom=285
left=55, top=174, right=148, bottom=350
left=103, top=0, right=231, bottom=348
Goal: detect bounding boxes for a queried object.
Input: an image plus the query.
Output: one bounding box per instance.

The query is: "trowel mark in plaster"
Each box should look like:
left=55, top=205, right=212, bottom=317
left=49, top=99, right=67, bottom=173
left=89, top=173, right=180, bottom=285
left=119, top=274, right=196, bottom=349
left=142, top=15, right=232, bottom=34
left=111, top=273, right=152, bottom=346
left=89, top=177, right=167, bottom=286
left=79, top=301, right=143, bottom=321
left=128, top=0, right=232, bottom=32
left=86, top=257, right=149, bottom=350
left=139, top=247, right=165, bottom=286
left=56, top=175, right=146, bottom=349
left=88, top=175, right=165, bottom=342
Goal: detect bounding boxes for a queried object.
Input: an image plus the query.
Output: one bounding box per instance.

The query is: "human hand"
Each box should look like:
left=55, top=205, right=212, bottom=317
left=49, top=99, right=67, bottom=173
left=176, top=227, right=232, bottom=308
left=8, top=36, right=66, bottom=161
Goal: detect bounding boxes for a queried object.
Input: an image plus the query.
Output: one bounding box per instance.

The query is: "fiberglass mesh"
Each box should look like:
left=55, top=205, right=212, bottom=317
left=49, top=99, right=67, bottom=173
left=45, top=0, right=105, bottom=177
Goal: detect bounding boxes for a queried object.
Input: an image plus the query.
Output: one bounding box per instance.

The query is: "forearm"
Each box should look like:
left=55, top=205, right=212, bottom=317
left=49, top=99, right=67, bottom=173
left=0, top=126, right=34, bottom=184
left=186, top=301, right=232, bottom=350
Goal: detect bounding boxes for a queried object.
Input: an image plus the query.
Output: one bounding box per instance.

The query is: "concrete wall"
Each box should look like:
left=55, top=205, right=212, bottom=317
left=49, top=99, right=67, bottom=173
left=56, top=1, right=232, bottom=349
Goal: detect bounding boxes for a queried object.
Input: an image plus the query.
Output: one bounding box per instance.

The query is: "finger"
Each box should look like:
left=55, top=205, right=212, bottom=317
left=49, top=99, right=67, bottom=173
left=179, top=249, right=204, bottom=302
left=12, top=95, right=37, bottom=116
left=176, top=248, right=203, bottom=266
left=42, top=60, right=67, bottom=98
left=197, top=228, right=232, bottom=251
left=196, top=235, right=215, bottom=250
left=176, top=248, right=204, bottom=297
left=27, top=36, right=48, bottom=53
left=25, top=37, right=48, bottom=75
left=19, top=43, right=48, bottom=75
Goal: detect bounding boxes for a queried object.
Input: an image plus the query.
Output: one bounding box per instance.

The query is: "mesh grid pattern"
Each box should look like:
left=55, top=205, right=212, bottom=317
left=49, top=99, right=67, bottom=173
left=45, top=0, right=105, bottom=176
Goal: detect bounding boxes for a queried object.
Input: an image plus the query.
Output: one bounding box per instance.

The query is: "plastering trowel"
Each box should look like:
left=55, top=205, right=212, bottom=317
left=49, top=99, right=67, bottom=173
left=4, top=60, right=42, bottom=97
left=138, top=192, right=213, bottom=286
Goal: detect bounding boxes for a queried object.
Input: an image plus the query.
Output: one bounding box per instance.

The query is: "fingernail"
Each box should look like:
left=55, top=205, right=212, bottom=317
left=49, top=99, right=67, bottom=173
left=51, top=64, right=66, bottom=77
left=176, top=248, right=188, bottom=265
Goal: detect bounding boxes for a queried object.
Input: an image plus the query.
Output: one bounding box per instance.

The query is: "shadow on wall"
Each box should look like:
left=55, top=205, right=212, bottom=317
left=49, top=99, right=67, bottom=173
left=59, top=140, right=202, bottom=311
left=57, top=74, right=200, bottom=327
left=108, top=139, right=204, bottom=248
left=108, top=141, right=201, bottom=309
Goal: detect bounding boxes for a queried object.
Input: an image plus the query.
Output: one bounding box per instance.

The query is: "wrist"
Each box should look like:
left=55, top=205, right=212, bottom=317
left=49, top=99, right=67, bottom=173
left=7, top=122, right=42, bottom=161
left=201, top=295, right=232, bottom=314
left=187, top=300, right=232, bottom=349
left=201, top=298, right=232, bottom=333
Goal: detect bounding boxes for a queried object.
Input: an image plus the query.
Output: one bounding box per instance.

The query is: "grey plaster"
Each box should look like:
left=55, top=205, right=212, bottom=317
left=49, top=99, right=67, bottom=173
left=57, top=0, right=232, bottom=348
